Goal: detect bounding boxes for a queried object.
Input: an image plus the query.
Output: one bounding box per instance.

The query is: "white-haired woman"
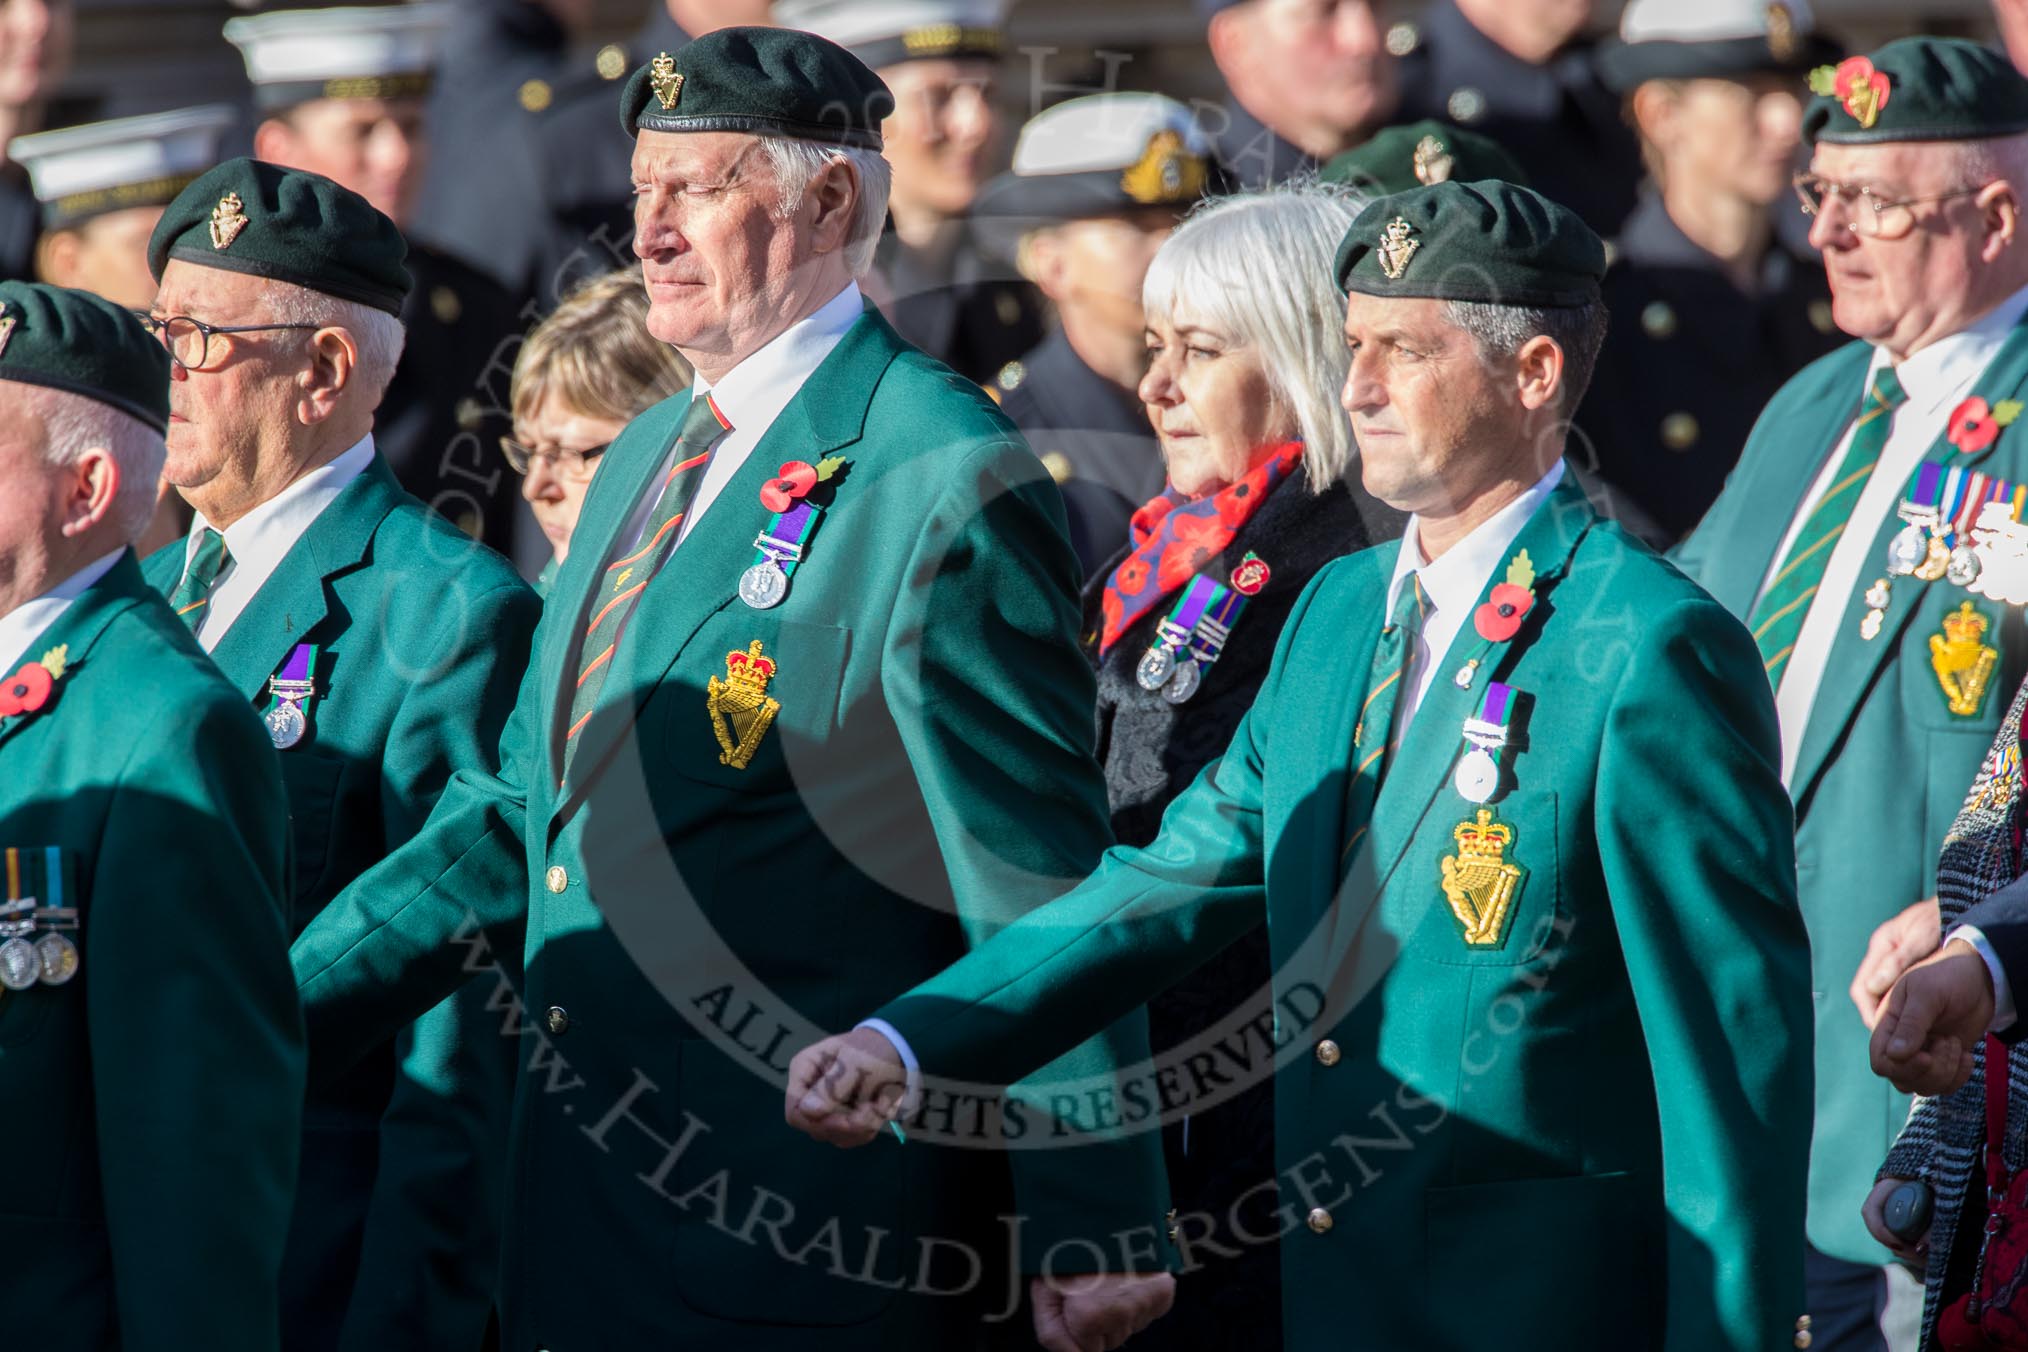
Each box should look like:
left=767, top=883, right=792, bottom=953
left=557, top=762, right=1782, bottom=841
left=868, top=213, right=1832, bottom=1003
left=1081, top=182, right=1404, bottom=1352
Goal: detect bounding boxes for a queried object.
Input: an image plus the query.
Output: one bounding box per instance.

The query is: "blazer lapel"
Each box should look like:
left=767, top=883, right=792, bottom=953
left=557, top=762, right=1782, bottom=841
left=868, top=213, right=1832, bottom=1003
left=0, top=551, right=150, bottom=756
left=552, top=310, right=904, bottom=813
left=1322, top=476, right=1596, bottom=979
left=1790, top=319, right=2028, bottom=806
left=1715, top=381, right=1869, bottom=617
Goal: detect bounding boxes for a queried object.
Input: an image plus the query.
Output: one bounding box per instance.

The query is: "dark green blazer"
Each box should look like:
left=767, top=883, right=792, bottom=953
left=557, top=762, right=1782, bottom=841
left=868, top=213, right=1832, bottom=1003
left=292, top=310, right=1172, bottom=1349
left=0, top=551, right=302, bottom=1352
left=143, top=455, right=538, bottom=1352
left=878, top=477, right=1815, bottom=1352
left=1676, top=321, right=2028, bottom=1264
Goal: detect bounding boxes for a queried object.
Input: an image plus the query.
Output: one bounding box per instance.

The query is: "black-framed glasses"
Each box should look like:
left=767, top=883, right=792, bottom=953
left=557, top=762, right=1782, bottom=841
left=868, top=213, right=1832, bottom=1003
left=131, top=312, right=320, bottom=372
left=499, top=435, right=611, bottom=480
left=1792, top=172, right=1987, bottom=240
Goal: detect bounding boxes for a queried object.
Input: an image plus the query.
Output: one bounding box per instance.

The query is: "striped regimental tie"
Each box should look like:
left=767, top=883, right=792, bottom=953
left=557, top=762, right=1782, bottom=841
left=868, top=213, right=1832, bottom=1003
left=561, top=394, right=731, bottom=772
left=1750, top=366, right=1908, bottom=689
left=1343, top=572, right=1426, bottom=869
left=168, top=527, right=230, bottom=631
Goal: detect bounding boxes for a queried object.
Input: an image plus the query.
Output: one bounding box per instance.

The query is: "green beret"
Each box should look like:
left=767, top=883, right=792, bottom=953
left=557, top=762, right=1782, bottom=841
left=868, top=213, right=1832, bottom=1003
left=1334, top=180, right=1606, bottom=309
left=0, top=281, right=170, bottom=431
left=620, top=26, right=893, bottom=150
left=147, top=157, right=411, bottom=316
left=1320, top=121, right=1530, bottom=197
left=1803, top=37, right=2028, bottom=146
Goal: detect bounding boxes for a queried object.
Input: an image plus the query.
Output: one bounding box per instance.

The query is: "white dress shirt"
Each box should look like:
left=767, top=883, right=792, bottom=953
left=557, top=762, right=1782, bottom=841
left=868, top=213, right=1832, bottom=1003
left=1764, top=284, right=2028, bottom=784
left=859, top=459, right=1568, bottom=1109
left=0, top=549, right=123, bottom=675
left=616, top=282, right=864, bottom=553
left=177, top=435, right=376, bottom=651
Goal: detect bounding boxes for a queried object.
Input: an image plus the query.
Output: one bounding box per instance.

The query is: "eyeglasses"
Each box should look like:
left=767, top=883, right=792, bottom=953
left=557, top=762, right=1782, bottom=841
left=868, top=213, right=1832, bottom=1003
left=131, top=312, right=320, bottom=373
left=1792, top=172, right=1987, bottom=241
left=499, top=436, right=611, bottom=480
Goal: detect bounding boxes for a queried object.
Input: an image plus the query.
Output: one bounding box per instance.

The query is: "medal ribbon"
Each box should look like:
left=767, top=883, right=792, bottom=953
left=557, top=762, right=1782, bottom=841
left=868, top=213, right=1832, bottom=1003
left=747, top=499, right=823, bottom=581
left=265, top=643, right=319, bottom=721
left=1154, top=575, right=1253, bottom=662
left=1899, top=462, right=1945, bottom=525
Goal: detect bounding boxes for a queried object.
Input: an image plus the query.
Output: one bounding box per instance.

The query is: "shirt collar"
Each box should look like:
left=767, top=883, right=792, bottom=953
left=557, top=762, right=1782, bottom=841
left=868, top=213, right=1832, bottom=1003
left=1871, top=282, right=2028, bottom=417
left=193, top=433, right=376, bottom=572
left=689, top=283, right=863, bottom=434
left=1388, top=459, right=1567, bottom=617
left=0, top=547, right=123, bottom=677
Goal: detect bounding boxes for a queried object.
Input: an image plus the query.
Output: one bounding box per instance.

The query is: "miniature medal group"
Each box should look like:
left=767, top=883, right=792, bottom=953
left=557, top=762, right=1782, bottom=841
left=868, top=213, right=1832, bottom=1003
left=1135, top=552, right=1271, bottom=705
left=0, top=847, right=80, bottom=996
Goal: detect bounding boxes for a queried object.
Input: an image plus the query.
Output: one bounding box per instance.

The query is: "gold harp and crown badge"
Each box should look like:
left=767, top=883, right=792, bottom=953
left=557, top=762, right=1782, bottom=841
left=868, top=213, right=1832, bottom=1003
left=210, top=192, right=249, bottom=251
left=1931, top=600, right=2000, bottom=717
left=1412, top=135, right=1454, bottom=185
left=1377, top=217, right=1420, bottom=280
left=650, top=52, right=684, bottom=110
left=1121, top=130, right=1207, bottom=205
left=1438, top=809, right=1527, bottom=949
left=706, top=640, right=781, bottom=770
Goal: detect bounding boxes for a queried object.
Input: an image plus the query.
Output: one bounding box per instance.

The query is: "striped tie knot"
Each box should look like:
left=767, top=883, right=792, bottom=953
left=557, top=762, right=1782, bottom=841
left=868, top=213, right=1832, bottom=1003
left=169, top=528, right=230, bottom=630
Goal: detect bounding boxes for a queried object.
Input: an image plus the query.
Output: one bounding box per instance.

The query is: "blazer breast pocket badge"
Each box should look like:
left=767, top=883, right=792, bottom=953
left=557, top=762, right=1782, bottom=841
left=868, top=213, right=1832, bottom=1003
left=706, top=641, right=781, bottom=770
left=1931, top=600, right=1999, bottom=717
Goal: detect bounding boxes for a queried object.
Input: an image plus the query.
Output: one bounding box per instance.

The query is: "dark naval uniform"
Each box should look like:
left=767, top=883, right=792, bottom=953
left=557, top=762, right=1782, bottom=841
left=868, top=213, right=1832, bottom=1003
left=1206, top=99, right=1317, bottom=191
left=1392, top=0, right=1643, bottom=238
left=877, top=222, right=1045, bottom=385
left=0, top=164, right=36, bottom=282
left=993, top=330, right=1164, bottom=577
left=1580, top=191, right=1841, bottom=547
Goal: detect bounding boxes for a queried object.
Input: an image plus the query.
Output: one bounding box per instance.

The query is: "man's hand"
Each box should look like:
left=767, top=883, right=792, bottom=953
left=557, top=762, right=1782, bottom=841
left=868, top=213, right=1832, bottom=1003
left=784, top=1028, right=908, bottom=1147
left=1032, top=1272, right=1176, bottom=1352
left=1870, top=938, right=1997, bottom=1096
left=1861, top=1176, right=1928, bottom=1267
left=1852, top=898, right=1942, bottom=1027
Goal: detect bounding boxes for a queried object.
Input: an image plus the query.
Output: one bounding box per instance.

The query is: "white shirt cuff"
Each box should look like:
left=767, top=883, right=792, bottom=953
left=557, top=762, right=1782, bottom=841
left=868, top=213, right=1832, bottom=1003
left=853, top=1017, right=922, bottom=1116
left=1950, top=925, right=2018, bottom=1034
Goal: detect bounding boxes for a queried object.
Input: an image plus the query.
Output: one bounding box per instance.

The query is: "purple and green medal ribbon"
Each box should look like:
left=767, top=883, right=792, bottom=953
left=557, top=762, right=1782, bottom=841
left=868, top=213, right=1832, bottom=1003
left=1156, top=574, right=1250, bottom=663
left=266, top=643, right=318, bottom=719
left=1472, top=681, right=1516, bottom=758
left=750, top=499, right=823, bottom=578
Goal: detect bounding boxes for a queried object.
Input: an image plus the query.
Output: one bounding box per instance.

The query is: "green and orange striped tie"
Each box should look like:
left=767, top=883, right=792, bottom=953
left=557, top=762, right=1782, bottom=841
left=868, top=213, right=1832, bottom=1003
left=168, top=527, right=230, bottom=630
left=561, top=394, right=730, bottom=771
left=1343, top=573, right=1426, bottom=867
left=1750, top=366, right=1907, bottom=689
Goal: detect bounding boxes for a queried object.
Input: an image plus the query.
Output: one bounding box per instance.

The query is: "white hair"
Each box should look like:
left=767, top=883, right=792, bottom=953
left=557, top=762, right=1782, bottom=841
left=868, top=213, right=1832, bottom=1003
left=1950, top=131, right=2028, bottom=188
left=29, top=384, right=167, bottom=545
left=756, top=136, right=894, bottom=279
left=1141, top=180, right=1368, bottom=491
left=261, top=282, right=408, bottom=406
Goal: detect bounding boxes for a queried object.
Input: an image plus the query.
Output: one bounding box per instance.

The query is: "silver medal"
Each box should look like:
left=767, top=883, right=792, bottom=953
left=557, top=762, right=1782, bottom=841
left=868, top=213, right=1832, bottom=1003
left=0, top=936, right=38, bottom=990
left=1865, top=579, right=1893, bottom=610
left=1886, top=525, right=1927, bottom=576
left=738, top=560, right=788, bottom=610
left=35, top=932, right=77, bottom=986
left=1454, top=748, right=1501, bottom=804
left=1161, top=659, right=1203, bottom=705
left=265, top=699, right=306, bottom=750
left=1136, top=645, right=1176, bottom=692
left=1948, top=544, right=1983, bottom=588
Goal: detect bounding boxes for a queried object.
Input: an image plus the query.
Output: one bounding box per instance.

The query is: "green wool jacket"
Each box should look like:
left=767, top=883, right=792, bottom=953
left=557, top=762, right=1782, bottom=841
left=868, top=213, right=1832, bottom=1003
left=877, top=476, right=1816, bottom=1352
left=0, top=551, right=303, bottom=1352
left=291, top=309, right=1172, bottom=1350
left=1675, top=320, right=2028, bottom=1265
left=142, top=455, right=538, bottom=1352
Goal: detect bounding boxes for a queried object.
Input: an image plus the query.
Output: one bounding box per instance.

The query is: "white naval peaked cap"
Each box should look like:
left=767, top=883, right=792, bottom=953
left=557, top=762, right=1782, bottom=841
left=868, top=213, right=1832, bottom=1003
left=1618, top=0, right=1816, bottom=45
left=224, top=4, right=451, bottom=109
left=1010, top=92, right=1211, bottom=178
left=1596, top=0, right=1834, bottom=92
left=771, top=0, right=1009, bottom=68
left=11, top=104, right=239, bottom=228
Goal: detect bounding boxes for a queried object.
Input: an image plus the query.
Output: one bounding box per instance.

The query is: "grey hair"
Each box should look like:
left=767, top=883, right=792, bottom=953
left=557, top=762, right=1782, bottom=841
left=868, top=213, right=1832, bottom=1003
left=1950, top=131, right=2028, bottom=189
left=1440, top=299, right=1610, bottom=413
left=1141, top=180, right=1368, bottom=491
left=28, top=384, right=167, bottom=544
left=261, top=283, right=408, bottom=406
left=756, top=137, right=893, bottom=279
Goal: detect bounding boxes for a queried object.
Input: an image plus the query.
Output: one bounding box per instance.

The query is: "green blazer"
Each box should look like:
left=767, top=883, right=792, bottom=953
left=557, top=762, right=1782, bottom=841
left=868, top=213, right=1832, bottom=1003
left=142, top=456, right=538, bottom=1352
left=292, top=309, right=1172, bottom=1349
left=0, top=551, right=302, bottom=1352
left=877, top=477, right=1815, bottom=1352
left=1675, top=322, right=2028, bottom=1264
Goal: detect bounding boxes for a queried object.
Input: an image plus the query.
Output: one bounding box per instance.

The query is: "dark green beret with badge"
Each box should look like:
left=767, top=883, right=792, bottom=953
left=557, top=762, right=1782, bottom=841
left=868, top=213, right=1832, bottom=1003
left=620, top=26, right=893, bottom=150
left=1321, top=120, right=1530, bottom=197
left=1334, top=179, right=1606, bottom=308
left=147, top=157, right=411, bottom=316
left=0, top=281, right=171, bottom=431
left=1803, top=35, right=2028, bottom=146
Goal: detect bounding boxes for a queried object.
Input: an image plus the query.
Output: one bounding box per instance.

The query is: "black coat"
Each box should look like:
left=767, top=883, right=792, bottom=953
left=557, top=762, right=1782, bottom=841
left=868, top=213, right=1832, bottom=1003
left=875, top=222, right=1045, bottom=385
left=1077, top=468, right=1404, bottom=1352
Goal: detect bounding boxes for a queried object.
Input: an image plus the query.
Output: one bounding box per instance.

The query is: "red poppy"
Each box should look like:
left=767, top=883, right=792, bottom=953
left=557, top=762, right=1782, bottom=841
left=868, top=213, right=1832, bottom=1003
left=1231, top=555, right=1271, bottom=596
left=1833, top=57, right=1890, bottom=129
left=1129, top=495, right=1179, bottom=546
left=1099, top=589, right=1124, bottom=643
left=759, top=460, right=819, bottom=514
left=0, top=661, right=52, bottom=717
left=1473, top=583, right=1535, bottom=643
left=1115, top=556, right=1152, bottom=595
left=1950, top=397, right=2002, bottom=456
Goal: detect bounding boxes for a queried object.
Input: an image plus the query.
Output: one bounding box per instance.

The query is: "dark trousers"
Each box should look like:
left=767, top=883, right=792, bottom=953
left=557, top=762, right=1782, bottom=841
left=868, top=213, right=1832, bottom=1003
left=1807, top=1243, right=1892, bottom=1352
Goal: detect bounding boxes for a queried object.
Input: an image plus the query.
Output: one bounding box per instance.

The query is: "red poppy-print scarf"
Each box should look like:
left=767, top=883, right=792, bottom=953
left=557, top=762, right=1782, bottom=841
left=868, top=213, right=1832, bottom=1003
left=1098, top=441, right=1302, bottom=655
